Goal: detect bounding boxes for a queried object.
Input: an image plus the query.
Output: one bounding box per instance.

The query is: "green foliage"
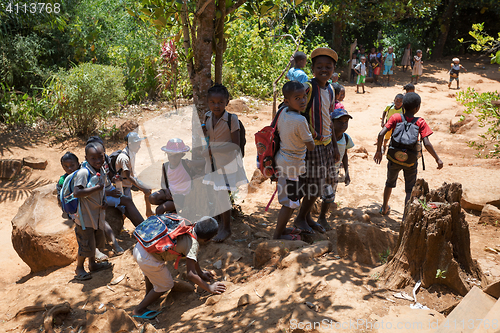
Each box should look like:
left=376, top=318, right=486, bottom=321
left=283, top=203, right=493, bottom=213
left=49, top=63, right=126, bottom=136
left=378, top=248, right=391, bottom=264
left=0, top=83, right=51, bottom=126
left=460, top=23, right=500, bottom=65
left=418, top=198, right=432, bottom=211
left=436, top=269, right=446, bottom=279
left=456, top=87, right=500, bottom=158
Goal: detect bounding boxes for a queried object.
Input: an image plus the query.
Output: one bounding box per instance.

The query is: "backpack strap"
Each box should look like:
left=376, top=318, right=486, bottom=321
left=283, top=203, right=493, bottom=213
left=227, top=112, right=232, bottom=133
left=181, top=159, right=194, bottom=179
left=77, top=167, right=91, bottom=230
left=162, top=162, right=169, bottom=189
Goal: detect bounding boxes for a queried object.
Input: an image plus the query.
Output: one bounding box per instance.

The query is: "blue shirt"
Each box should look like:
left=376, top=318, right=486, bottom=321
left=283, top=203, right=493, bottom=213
left=287, top=68, right=308, bottom=83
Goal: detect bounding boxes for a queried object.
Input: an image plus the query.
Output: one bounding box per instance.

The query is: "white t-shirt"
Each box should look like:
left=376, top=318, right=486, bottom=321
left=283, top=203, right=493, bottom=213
left=319, top=88, right=333, bottom=141
left=335, top=133, right=355, bottom=169
left=115, top=147, right=133, bottom=188
left=355, top=63, right=366, bottom=76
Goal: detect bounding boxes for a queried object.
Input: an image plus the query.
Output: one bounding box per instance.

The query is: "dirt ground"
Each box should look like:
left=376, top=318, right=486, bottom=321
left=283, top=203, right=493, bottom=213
left=0, top=57, right=499, bottom=333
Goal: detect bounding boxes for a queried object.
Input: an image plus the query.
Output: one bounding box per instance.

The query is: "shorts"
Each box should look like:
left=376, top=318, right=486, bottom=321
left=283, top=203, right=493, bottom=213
left=300, top=143, right=338, bottom=198
left=385, top=160, right=418, bottom=193
left=383, top=65, right=393, bottom=75
left=384, top=128, right=393, bottom=140
left=357, top=75, right=366, bottom=85
left=150, top=189, right=186, bottom=211
left=374, top=67, right=381, bottom=76
left=277, top=175, right=303, bottom=209
left=106, top=185, right=122, bottom=207
left=449, top=76, right=459, bottom=82
left=75, top=224, right=106, bottom=258
left=133, top=243, right=174, bottom=293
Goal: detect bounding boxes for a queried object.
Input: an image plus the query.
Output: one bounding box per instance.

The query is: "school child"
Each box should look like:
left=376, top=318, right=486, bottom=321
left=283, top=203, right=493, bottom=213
left=403, top=83, right=415, bottom=93
left=274, top=81, right=315, bottom=241
left=382, top=46, right=395, bottom=86
left=295, top=47, right=340, bottom=234
left=330, top=72, right=339, bottom=83
left=368, top=47, right=378, bottom=79
left=202, top=84, right=248, bottom=242
left=132, top=216, right=226, bottom=319
left=348, top=53, right=358, bottom=83
left=411, top=50, right=423, bottom=84
left=149, top=138, right=204, bottom=215
left=355, top=56, right=367, bottom=94
left=286, top=51, right=308, bottom=83
left=448, top=57, right=467, bottom=89
left=380, top=94, right=404, bottom=154
left=332, top=83, right=345, bottom=110
left=374, top=92, right=443, bottom=215
left=357, top=47, right=366, bottom=63
left=116, top=132, right=154, bottom=218
left=402, top=43, right=412, bottom=72
left=57, top=152, right=80, bottom=205
left=72, top=142, right=114, bottom=280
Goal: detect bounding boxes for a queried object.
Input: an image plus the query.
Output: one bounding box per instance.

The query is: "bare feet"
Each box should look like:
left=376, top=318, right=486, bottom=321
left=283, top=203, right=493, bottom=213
left=212, top=228, right=231, bottom=243
left=317, top=217, right=332, bottom=231
left=294, top=216, right=314, bottom=234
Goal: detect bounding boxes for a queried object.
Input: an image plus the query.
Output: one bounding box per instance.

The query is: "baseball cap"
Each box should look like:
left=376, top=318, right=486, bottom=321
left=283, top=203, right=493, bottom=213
left=331, top=108, right=352, bottom=119
left=125, top=132, right=146, bottom=143
left=311, top=47, right=338, bottom=62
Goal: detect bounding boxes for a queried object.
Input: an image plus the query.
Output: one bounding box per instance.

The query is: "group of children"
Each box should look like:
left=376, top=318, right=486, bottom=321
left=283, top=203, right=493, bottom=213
left=56, top=45, right=454, bottom=320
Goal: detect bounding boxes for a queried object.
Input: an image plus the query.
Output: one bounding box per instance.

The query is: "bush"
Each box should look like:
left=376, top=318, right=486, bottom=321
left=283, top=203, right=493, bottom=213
left=0, top=83, right=51, bottom=126
left=50, top=63, right=126, bottom=136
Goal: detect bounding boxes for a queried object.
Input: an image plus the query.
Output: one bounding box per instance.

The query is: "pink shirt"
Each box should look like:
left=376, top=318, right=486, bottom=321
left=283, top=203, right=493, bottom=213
left=167, top=162, right=191, bottom=195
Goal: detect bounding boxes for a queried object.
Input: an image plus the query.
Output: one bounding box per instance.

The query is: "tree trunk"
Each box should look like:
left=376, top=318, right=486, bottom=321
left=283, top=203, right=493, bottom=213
left=332, top=20, right=342, bottom=54
left=432, top=0, right=456, bottom=60
left=380, top=180, right=487, bottom=296
left=214, top=0, right=226, bottom=85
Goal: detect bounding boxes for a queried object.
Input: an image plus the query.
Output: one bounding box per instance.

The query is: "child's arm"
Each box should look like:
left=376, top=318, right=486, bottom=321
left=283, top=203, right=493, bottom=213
left=73, top=184, right=103, bottom=198
left=461, top=65, right=467, bottom=72
left=186, top=258, right=226, bottom=294
left=374, top=127, right=389, bottom=164
left=422, top=136, right=444, bottom=169
left=331, top=126, right=340, bottom=163
left=381, top=111, right=387, bottom=127
left=342, top=153, right=350, bottom=186
left=122, top=169, right=151, bottom=195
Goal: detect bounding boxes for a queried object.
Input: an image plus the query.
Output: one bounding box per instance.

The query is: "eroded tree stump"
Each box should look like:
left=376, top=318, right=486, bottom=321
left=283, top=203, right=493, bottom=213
left=380, top=180, right=487, bottom=296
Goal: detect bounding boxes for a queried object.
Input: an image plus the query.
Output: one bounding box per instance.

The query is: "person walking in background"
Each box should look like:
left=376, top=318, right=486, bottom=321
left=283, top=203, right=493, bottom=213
left=402, top=43, right=412, bottom=72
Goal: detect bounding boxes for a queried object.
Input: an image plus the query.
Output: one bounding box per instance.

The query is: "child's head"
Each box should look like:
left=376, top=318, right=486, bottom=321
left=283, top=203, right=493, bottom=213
left=311, top=48, right=337, bottom=85
left=403, top=83, right=415, bottom=93
left=125, top=132, right=146, bottom=152
left=388, top=46, right=394, bottom=53
left=360, top=47, right=365, bottom=54
left=416, top=49, right=422, bottom=56
left=60, top=152, right=79, bottom=175
left=452, top=57, right=460, bottom=64
left=378, top=46, right=384, bottom=52
left=371, top=47, right=376, bottom=54
left=360, top=56, right=366, bottom=63
left=293, top=51, right=307, bottom=68
left=332, top=83, right=345, bottom=101
left=207, top=84, right=230, bottom=115
left=352, top=53, right=357, bottom=60
left=394, top=94, right=404, bottom=109
left=331, top=72, right=339, bottom=83
left=194, top=216, right=219, bottom=241
left=85, top=142, right=105, bottom=171
left=407, top=43, right=411, bottom=48
left=403, top=92, right=421, bottom=114
left=282, top=81, right=307, bottom=112
left=161, top=138, right=190, bottom=166
left=331, top=108, right=352, bottom=135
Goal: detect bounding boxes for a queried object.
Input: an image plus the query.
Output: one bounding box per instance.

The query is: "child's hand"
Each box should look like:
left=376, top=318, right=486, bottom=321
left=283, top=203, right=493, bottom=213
left=101, top=202, right=109, bottom=210
left=381, top=121, right=385, bottom=128
left=108, top=188, right=122, bottom=197
left=436, top=158, right=443, bottom=169
left=333, top=148, right=340, bottom=164
left=200, top=270, right=215, bottom=282
left=209, top=282, right=226, bottom=294
left=374, top=151, right=383, bottom=164
left=345, top=172, right=351, bottom=186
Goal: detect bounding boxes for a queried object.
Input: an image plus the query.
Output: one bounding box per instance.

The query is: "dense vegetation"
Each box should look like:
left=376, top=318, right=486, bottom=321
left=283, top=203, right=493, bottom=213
left=0, top=0, right=499, bottom=135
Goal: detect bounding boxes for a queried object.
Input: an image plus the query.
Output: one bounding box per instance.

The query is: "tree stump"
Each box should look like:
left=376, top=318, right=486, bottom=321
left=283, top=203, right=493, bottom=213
left=380, top=180, right=487, bottom=296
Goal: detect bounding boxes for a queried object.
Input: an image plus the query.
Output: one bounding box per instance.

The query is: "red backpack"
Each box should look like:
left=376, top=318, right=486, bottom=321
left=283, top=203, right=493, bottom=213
left=134, top=214, right=196, bottom=269
left=254, top=106, right=286, bottom=181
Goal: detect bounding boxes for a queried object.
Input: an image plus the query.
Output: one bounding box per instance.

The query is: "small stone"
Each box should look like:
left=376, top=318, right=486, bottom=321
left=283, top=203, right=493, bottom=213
left=22, top=156, right=48, bottom=170
left=254, top=231, right=269, bottom=239
left=213, top=260, right=222, bottom=269
left=479, top=204, right=500, bottom=227
left=362, top=214, right=371, bottom=222
left=206, top=295, right=221, bottom=306
left=237, top=294, right=250, bottom=307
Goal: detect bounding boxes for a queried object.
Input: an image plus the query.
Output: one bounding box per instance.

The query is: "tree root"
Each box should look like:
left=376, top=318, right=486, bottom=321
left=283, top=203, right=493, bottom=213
left=43, top=302, right=71, bottom=333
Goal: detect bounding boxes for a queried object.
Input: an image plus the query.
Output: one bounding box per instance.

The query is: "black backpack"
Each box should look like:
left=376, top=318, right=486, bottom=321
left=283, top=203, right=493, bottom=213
left=387, top=115, right=420, bottom=167
left=108, top=149, right=127, bottom=178
left=227, top=113, right=246, bottom=157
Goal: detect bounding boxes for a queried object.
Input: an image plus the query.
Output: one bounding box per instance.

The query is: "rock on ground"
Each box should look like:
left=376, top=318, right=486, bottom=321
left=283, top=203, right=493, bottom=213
left=479, top=204, right=500, bottom=227
left=461, top=184, right=500, bottom=212
left=11, top=183, right=78, bottom=273
left=22, top=156, right=48, bottom=170
left=0, top=159, right=23, bottom=179
left=253, top=239, right=307, bottom=268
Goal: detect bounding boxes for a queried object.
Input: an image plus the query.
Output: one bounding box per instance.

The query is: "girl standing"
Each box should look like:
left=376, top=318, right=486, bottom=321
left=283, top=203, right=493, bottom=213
left=402, top=43, right=412, bottom=72
left=202, top=84, right=248, bottom=242
left=411, top=50, right=423, bottom=84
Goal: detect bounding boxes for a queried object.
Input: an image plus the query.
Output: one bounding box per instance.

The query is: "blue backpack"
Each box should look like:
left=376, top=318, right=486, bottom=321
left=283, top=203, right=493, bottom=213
left=59, top=167, right=90, bottom=215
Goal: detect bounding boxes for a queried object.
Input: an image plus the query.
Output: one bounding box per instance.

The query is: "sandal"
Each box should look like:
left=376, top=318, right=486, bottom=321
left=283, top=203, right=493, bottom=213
left=283, top=227, right=301, bottom=235
left=90, top=261, right=113, bottom=273
left=95, top=249, right=108, bottom=263
left=293, top=225, right=315, bottom=235
left=74, top=272, right=92, bottom=281
left=379, top=206, right=391, bottom=215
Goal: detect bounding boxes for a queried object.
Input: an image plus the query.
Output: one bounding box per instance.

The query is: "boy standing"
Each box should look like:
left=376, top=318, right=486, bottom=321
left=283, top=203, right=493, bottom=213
left=274, top=81, right=315, bottom=240
left=355, top=56, right=367, bottom=93
left=132, top=216, right=226, bottom=319
left=448, top=57, right=467, bottom=89
left=382, top=47, right=395, bottom=86
left=380, top=94, right=404, bottom=154
left=374, top=93, right=443, bottom=215
left=73, top=142, right=113, bottom=280
left=287, top=52, right=308, bottom=83
left=295, top=47, right=340, bottom=235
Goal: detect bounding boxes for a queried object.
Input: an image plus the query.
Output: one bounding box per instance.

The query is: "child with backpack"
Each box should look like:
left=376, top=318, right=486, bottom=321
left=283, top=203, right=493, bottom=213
left=149, top=138, right=204, bottom=215
left=380, top=94, right=405, bottom=154
left=374, top=93, right=443, bottom=215
left=273, top=81, right=315, bottom=240
left=295, top=47, right=340, bottom=235
left=355, top=56, right=367, bottom=93
left=71, top=142, right=113, bottom=280
left=132, top=215, right=226, bottom=319
left=202, top=84, right=248, bottom=242
left=286, top=51, right=308, bottom=83
left=57, top=152, right=80, bottom=208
